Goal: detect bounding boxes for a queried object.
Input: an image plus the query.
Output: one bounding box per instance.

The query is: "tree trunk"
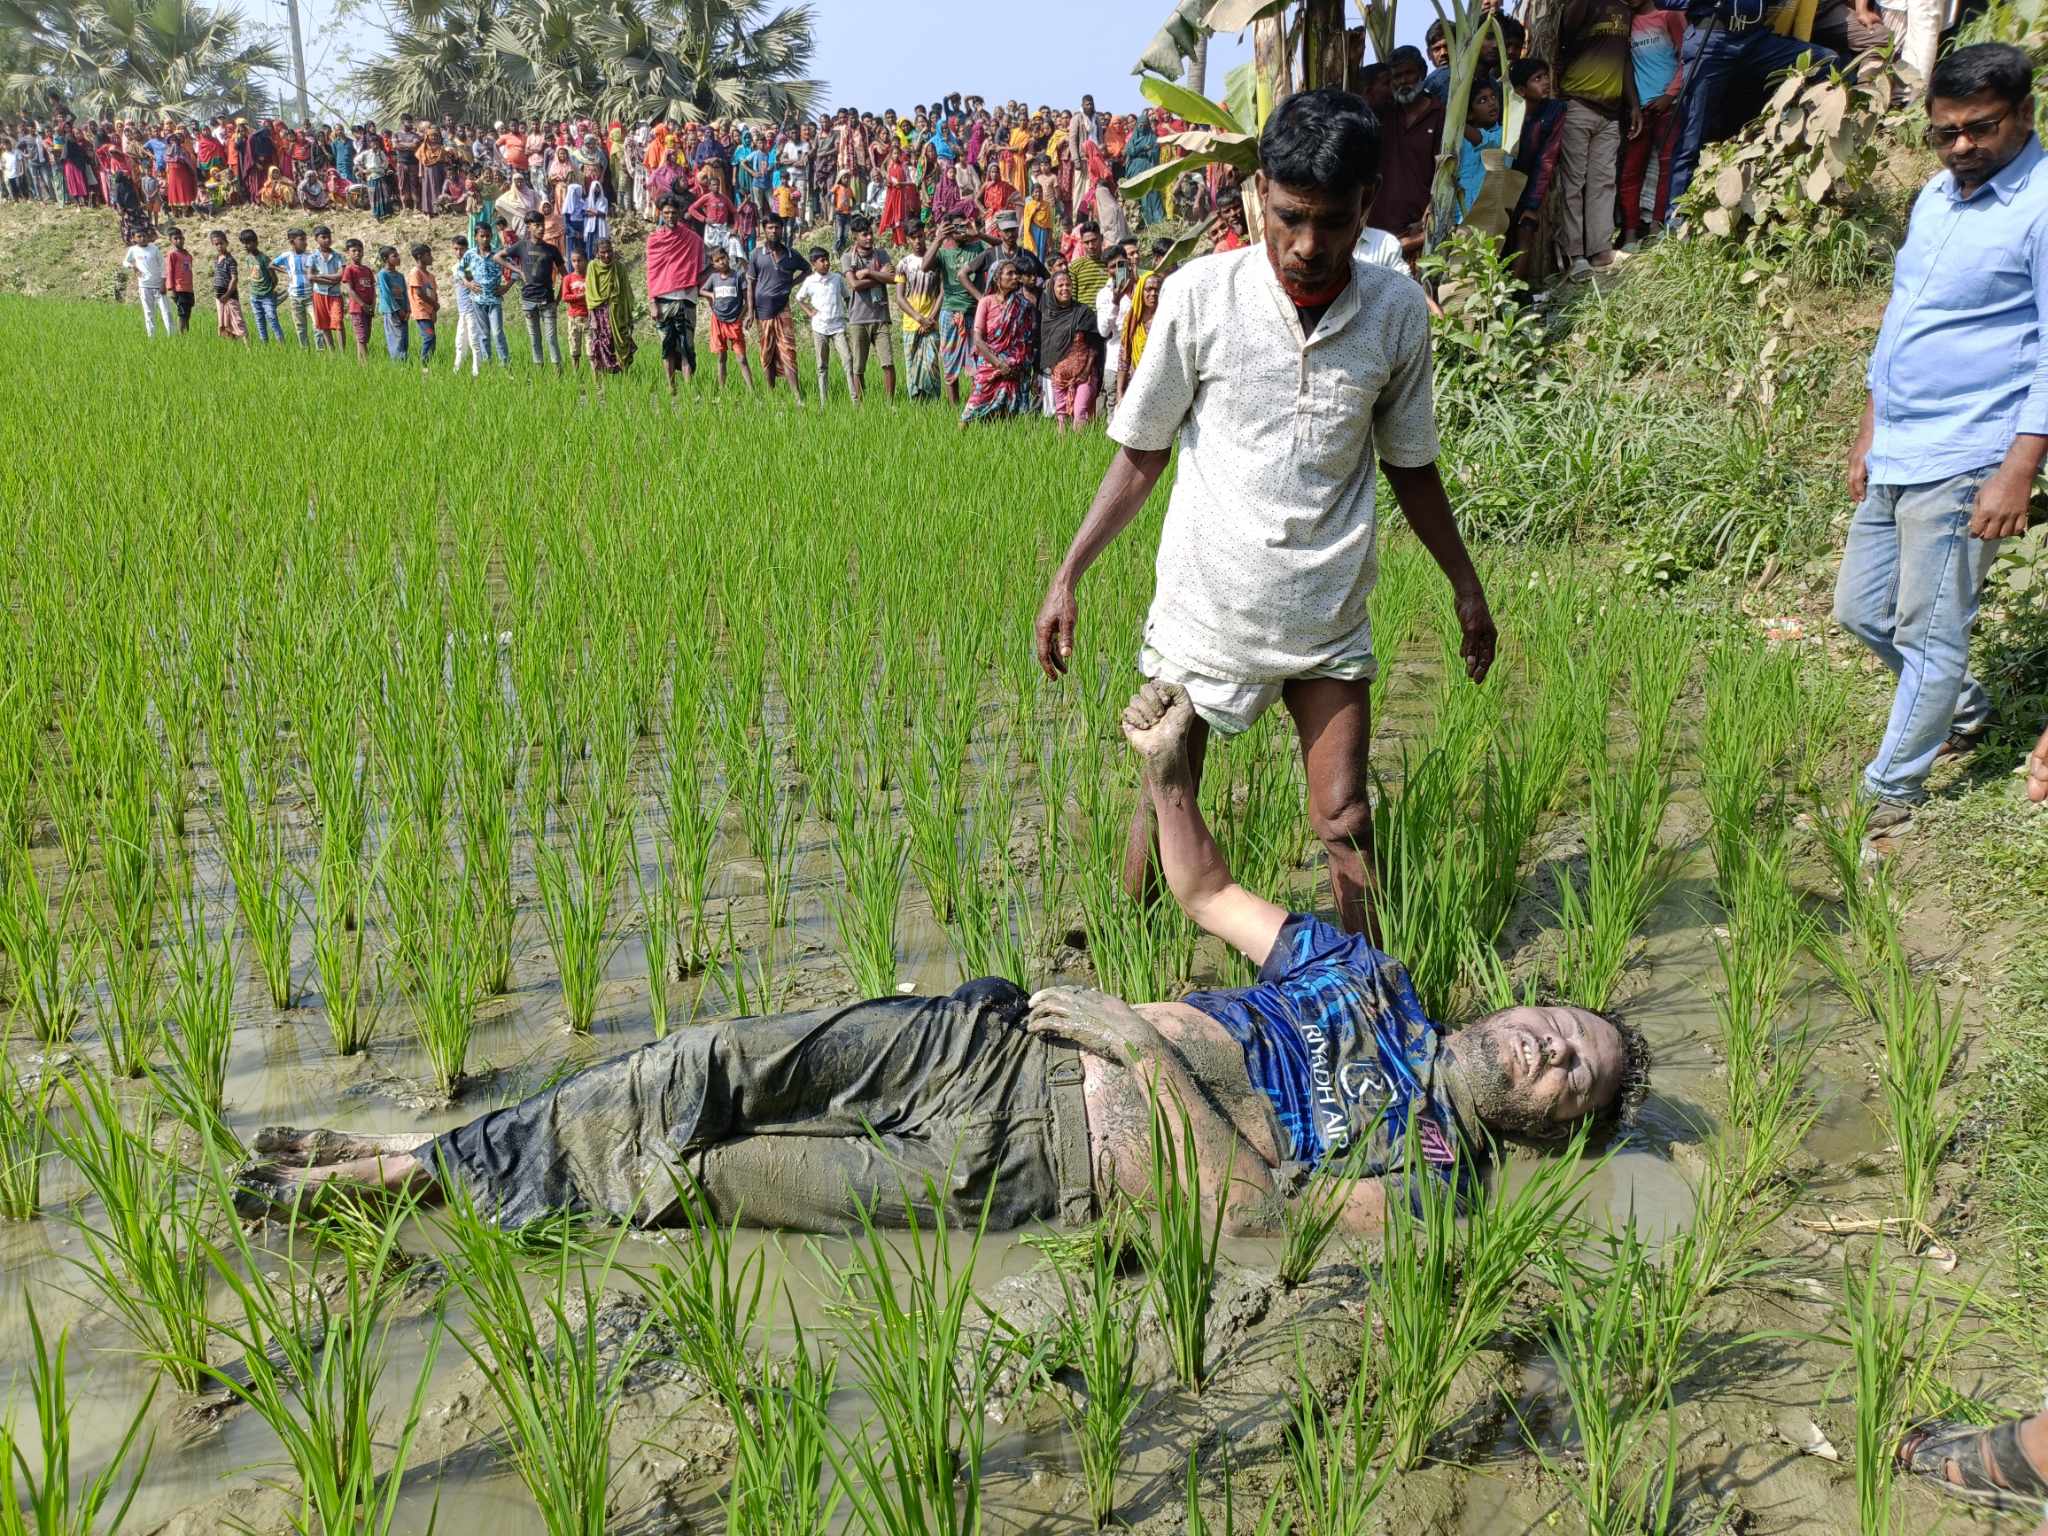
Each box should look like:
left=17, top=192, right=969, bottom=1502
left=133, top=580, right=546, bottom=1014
left=1184, top=31, right=1209, bottom=97
left=1252, top=13, right=1293, bottom=123
left=1301, top=0, right=1350, bottom=90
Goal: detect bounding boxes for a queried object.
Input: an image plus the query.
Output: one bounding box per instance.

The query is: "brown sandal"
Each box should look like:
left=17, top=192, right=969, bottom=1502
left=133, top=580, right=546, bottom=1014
left=1897, top=1418, right=2048, bottom=1514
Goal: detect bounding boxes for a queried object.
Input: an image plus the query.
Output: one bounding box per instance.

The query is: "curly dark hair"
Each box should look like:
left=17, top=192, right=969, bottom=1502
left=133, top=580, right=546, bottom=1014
left=1586, top=1008, right=1653, bottom=1144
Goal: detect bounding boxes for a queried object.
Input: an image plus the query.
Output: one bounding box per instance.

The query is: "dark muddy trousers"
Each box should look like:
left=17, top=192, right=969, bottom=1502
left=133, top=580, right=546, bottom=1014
left=429, top=979, right=1095, bottom=1233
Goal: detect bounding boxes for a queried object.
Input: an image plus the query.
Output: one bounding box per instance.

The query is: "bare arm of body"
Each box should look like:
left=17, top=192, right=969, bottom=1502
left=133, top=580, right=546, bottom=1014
left=1121, top=681, right=1286, bottom=965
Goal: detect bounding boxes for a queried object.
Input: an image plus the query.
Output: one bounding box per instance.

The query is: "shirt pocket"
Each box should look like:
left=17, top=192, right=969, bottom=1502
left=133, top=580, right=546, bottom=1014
left=1298, top=377, right=1378, bottom=480
left=1926, top=250, right=2025, bottom=314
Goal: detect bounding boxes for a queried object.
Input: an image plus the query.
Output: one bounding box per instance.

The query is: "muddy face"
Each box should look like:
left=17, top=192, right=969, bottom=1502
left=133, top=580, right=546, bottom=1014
left=1449, top=1006, right=1622, bottom=1140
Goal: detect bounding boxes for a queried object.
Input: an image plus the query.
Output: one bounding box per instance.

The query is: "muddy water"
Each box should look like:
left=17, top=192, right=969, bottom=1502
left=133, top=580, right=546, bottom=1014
left=0, top=708, right=1942, bottom=1535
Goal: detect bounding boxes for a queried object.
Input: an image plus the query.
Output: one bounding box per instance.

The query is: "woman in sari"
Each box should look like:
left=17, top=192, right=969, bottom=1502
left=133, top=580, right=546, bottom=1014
left=879, top=147, right=917, bottom=242
left=1021, top=169, right=1057, bottom=263
left=164, top=130, right=199, bottom=211
left=900, top=247, right=942, bottom=400
left=586, top=235, right=635, bottom=384
left=1124, top=112, right=1163, bottom=227
left=959, top=259, right=1037, bottom=425
left=1039, top=268, right=1102, bottom=432
left=1120, top=270, right=1161, bottom=384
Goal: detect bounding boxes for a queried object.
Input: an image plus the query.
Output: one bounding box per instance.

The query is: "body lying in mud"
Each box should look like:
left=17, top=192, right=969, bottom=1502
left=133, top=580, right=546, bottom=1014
left=244, top=683, right=1652, bottom=1235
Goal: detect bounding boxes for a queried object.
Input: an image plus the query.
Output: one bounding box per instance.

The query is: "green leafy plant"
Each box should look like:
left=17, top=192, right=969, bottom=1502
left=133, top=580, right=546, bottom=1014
left=0, top=1301, right=154, bottom=1536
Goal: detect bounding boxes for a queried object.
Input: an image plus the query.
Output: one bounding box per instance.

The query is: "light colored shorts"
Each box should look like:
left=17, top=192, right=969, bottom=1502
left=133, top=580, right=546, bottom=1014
left=1138, top=645, right=1378, bottom=737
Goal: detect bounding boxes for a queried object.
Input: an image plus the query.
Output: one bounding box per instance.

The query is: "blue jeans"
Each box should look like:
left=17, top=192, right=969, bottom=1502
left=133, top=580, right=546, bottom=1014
left=383, top=313, right=408, bottom=360
left=417, top=318, right=436, bottom=367
left=475, top=302, right=510, bottom=363
left=250, top=294, right=283, bottom=342
left=1832, top=468, right=2005, bottom=804
left=1668, top=24, right=1838, bottom=209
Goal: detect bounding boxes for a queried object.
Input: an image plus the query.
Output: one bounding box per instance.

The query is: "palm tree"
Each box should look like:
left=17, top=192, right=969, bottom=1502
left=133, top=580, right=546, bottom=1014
left=598, top=0, right=818, bottom=124
left=354, top=0, right=522, bottom=123
left=1, top=0, right=283, bottom=117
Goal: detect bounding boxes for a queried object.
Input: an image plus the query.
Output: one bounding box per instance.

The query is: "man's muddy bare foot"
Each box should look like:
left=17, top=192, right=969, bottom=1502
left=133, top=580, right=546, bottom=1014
left=251, top=1127, right=434, bottom=1166
left=1122, top=681, right=1197, bottom=790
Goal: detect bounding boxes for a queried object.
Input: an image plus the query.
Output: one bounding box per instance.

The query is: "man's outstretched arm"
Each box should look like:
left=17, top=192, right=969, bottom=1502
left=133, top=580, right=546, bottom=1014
left=1123, top=682, right=1287, bottom=967
left=1034, top=445, right=1170, bottom=678
left=1382, top=460, right=1496, bottom=684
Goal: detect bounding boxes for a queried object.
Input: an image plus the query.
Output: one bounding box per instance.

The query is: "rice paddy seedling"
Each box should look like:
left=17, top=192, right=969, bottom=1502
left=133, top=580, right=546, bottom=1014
left=823, top=1174, right=1011, bottom=1536
left=634, top=838, right=681, bottom=1037
left=0, top=1049, right=53, bottom=1221
left=640, top=1172, right=842, bottom=1533
left=660, top=758, right=725, bottom=979
left=438, top=1182, right=651, bottom=1536
left=828, top=778, right=911, bottom=997
left=1531, top=1252, right=1687, bottom=1536
left=1841, top=1245, right=1962, bottom=1536
left=409, top=875, right=482, bottom=1096
left=533, top=776, right=634, bottom=1035
left=48, top=1065, right=216, bottom=1391
left=183, top=1173, right=443, bottom=1536
left=92, top=912, right=160, bottom=1081
left=212, top=737, right=301, bottom=1011
left=1046, top=1209, right=1145, bottom=1528
left=1284, top=1343, right=1393, bottom=1536
left=0, top=1300, right=154, bottom=1536
left=1278, top=1139, right=1370, bottom=1289
left=1701, top=634, right=1802, bottom=893
left=0, top=678, right=35, bottom=855
left=160, top=892, right=238, bottom=1130
left=313, top=849, right=385, bottom=1056
left=1712, top=843, right=1809, bottom=1124
left=1551, top=746, right=1678, bottom=1012
left=905, top=725, right=971, bottom=925
left=1874, top=954, right=1963, bottom=1236
left=1372, top=745, right=1484, bottom=1022
left=1142, top=1075, right=1232, bottom=1394
left=0, top=848, right=90, bottom=1045
left=1185, top=1445, right=1290, bottom=1536
left=1373, top=1128, right=1596, bottom=1469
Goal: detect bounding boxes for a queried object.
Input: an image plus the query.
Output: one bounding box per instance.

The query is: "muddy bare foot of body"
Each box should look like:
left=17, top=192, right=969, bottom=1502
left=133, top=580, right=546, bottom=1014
left=253, top=1126, right=435, bottom=1165
left=1121, top=681, right=1198, bottom=791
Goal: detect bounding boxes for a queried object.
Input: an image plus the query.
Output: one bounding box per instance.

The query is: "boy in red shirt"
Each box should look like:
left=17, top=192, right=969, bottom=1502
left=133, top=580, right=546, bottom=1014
left=563, top=245, right=591, bottom=372
left=164, top=226, right=196, bottom=333
left=340, top=237, right=378, bottom=363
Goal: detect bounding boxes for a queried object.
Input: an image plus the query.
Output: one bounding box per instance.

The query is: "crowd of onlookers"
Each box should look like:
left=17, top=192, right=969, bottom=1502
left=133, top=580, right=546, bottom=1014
left=18, top=0, right=1945, bottom=417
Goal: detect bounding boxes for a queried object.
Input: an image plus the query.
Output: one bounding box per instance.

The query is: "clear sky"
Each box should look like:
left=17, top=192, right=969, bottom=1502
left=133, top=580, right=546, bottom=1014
left=291, top=0, right=1431, bottom=120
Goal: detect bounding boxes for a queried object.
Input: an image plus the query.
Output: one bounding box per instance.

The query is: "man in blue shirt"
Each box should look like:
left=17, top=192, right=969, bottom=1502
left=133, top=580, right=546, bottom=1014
left=1838, top=44, right=2048, bottom=832
left=241, top=681, right=1649, bottom=1238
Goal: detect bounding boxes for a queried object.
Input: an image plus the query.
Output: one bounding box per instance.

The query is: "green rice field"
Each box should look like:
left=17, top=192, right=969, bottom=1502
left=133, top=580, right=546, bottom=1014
left=0, top=293, right=2028, bottom=1535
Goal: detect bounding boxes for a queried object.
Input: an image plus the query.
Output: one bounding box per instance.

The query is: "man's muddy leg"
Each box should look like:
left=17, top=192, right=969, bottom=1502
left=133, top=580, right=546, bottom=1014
left=1283, top=676, right=1377, bottom=939
left=1122, top=708, right=1209, bottom=904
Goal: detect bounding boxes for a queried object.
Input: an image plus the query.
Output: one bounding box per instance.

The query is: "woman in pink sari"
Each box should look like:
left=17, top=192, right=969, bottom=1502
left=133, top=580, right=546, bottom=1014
left=959, top=258, right=1037, bottom=425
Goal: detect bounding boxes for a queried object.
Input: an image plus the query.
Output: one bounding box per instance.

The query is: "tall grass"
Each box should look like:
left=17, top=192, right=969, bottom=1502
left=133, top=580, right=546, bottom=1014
left=1284, top=1347, right=1394, bottom=1536
left=183, top=1178, right=444, bottom=1536
left=0, top=1049, right=52, bottom=1220
left=823, top=1175, right=1011, bottom=1536
left=48, top=1066, right=217, bottom=1391
left=0, top=848, right=89, bottom=1045
left=437, top=1183, right=651, bottom=1536
left=0, top=1301, right=154, bottom=1536
left=1373, top=1129, right=1595, bottom=1469
left=1143, top=1078, right=1232, bottom=1394
left=1047, top=1209, right=1145, bottom=1528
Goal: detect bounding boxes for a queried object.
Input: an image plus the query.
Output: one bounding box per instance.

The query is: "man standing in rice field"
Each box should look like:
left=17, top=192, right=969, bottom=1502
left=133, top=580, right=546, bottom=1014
left=1836, top=43, right=2048, bottom=837
left=1034, top=87, right=1497, bottom=938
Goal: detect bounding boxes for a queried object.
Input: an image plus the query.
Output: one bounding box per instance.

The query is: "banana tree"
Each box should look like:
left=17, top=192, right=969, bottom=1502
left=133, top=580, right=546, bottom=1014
left=1424, top=0, right=1505, bottom=251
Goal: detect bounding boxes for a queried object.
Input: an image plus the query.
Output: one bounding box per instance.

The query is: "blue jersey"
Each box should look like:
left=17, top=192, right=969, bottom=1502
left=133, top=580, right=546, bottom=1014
left=1184, top=914, right=1470, bottom=1189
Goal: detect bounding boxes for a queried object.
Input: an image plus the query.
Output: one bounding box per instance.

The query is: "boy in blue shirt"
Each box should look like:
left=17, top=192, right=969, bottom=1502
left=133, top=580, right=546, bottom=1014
left=375, top=244, right=409, bottom=361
